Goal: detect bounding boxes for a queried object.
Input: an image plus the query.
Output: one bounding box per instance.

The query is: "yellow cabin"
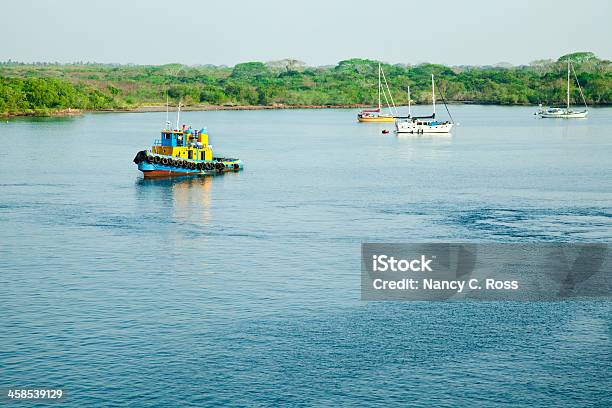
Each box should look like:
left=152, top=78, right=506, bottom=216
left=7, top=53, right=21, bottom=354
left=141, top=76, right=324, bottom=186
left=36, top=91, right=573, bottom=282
left=152, top=128, right=213, bottom=161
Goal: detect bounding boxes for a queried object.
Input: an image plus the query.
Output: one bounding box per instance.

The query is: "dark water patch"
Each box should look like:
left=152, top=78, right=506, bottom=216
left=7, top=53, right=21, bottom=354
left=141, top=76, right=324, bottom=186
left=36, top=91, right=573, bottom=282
left=448, top=207, right=612, bottom=241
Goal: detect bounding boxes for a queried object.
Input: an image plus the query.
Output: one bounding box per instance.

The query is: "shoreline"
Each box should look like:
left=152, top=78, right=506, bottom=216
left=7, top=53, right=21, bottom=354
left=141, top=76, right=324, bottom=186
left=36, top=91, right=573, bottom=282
left=2, top=102, right=609, bottom=118
left=104, top=103, right=371, bottom=113
left=1, top=104, right=367, bottom=118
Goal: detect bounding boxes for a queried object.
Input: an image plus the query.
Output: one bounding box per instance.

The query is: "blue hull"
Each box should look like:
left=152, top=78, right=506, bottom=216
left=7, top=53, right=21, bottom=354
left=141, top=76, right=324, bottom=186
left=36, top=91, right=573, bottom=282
left=136, top=157, right=243, bottom=178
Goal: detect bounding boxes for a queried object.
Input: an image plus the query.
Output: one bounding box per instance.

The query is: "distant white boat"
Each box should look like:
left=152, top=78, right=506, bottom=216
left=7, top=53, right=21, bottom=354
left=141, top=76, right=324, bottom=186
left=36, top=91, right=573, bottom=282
left=536, top=59, right=588, bottom=118
left=395, top=74, right=454, bottom=134
left=538, top=107, right=588, bottom=118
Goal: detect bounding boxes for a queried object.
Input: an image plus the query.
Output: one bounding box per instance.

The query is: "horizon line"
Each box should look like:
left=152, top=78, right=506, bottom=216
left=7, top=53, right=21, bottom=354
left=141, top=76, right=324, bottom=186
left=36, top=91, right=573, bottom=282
left=0, top=52, right=607, bottom=69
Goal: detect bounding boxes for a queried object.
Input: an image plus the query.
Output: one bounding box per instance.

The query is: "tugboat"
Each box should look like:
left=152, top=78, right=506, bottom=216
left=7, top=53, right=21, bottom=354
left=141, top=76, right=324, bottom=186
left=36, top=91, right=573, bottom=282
left=133, top=106, right=243, bottom=178
left=133, top=126, right=243, bottom=177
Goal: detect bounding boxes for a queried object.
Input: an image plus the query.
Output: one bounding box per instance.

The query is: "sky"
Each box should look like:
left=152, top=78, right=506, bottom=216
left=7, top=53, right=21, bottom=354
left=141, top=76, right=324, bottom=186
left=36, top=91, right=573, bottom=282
left=2, top=0, right=611, bottom=66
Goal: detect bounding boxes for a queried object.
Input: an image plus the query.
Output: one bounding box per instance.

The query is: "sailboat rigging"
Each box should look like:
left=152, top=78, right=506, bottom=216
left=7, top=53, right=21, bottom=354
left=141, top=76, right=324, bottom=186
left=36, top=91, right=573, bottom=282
left=395, top=74, right=454, bottom=134
left=357, top=63, right=397, bottom=122
left=536, top=59, right=588, bottom=118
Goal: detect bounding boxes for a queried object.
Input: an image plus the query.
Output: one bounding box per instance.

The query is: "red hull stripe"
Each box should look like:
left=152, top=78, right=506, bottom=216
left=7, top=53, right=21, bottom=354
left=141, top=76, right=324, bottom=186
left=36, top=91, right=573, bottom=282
left=142, top=170, right=196, bottom=178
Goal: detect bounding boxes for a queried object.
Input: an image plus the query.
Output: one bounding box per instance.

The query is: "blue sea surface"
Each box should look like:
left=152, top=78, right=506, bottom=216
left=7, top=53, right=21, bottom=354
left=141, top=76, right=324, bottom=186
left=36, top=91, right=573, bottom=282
left=1, top=106, right=611, bottom=406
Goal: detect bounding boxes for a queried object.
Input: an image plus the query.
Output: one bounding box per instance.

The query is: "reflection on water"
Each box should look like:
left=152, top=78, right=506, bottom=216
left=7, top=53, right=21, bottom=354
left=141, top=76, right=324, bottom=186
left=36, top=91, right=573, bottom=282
left=394, top=132, right=453, bottom=140
left=136, top=174, right=216, bottom=224
left=133, top=171, right=243, bottom=228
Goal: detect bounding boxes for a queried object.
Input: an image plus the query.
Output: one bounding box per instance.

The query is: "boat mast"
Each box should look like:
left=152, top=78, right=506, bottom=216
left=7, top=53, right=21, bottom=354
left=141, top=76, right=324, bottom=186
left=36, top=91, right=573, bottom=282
left=380, top=66, right=397, bottom=115
left=432, top=74, right=436, bottom=116
left=408, top=86, right=411, bottom=116
left=570, top=60, right=589, bottom=109
left=378, top=63, right=381, bottom=111
left=567, top=59, right=571, bottom=110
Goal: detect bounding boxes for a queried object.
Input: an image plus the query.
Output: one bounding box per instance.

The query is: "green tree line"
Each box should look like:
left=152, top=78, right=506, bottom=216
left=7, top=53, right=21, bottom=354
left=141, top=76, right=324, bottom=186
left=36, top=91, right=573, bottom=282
left=1, top=52, right=610, bottom=116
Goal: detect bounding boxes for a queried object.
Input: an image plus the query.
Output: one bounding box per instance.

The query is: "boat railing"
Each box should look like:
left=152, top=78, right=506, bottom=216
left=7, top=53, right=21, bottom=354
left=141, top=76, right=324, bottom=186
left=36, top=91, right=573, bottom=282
left=153, top=139, right=162, bottom=145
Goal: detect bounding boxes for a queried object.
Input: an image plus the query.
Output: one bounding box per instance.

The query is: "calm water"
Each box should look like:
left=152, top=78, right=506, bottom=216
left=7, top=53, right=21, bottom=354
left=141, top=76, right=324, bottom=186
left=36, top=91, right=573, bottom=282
left=1, top=106, right=611, bottom=406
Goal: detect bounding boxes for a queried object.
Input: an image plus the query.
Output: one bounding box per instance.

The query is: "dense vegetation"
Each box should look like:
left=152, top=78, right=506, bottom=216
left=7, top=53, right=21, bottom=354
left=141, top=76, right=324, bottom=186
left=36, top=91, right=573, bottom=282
left=1, top=52, right=610, bottom=116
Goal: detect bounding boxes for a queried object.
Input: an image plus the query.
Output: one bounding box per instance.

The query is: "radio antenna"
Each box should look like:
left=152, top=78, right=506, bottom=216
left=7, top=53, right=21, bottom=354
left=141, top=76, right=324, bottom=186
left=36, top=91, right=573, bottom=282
left=175, top=99, right=182, bottom=130
left=165, top=90, right=170, bottom=129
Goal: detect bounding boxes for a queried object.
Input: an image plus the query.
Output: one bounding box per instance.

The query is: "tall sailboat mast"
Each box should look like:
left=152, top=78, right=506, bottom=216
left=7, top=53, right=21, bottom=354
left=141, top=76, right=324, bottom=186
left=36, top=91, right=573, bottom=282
left=536, top=57, right=588, bottom=118
left=567, top=59, right=571, bottom=110
left=408, top=86, right=411, bottom=116
left=432, top=74, right=436, bottom=116
left=378, top=63, right=382, bottom=111
left=356, top=63, right=397, bottom=122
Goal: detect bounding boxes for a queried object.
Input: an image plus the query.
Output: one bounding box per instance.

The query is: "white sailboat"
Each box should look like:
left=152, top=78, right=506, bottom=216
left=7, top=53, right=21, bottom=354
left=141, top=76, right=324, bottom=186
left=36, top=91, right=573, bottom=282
left=537, top=59, right=588, bottom=118
left=395, top=74, right=454, bottom=134
left=358, top=63, right=398, bottom=122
